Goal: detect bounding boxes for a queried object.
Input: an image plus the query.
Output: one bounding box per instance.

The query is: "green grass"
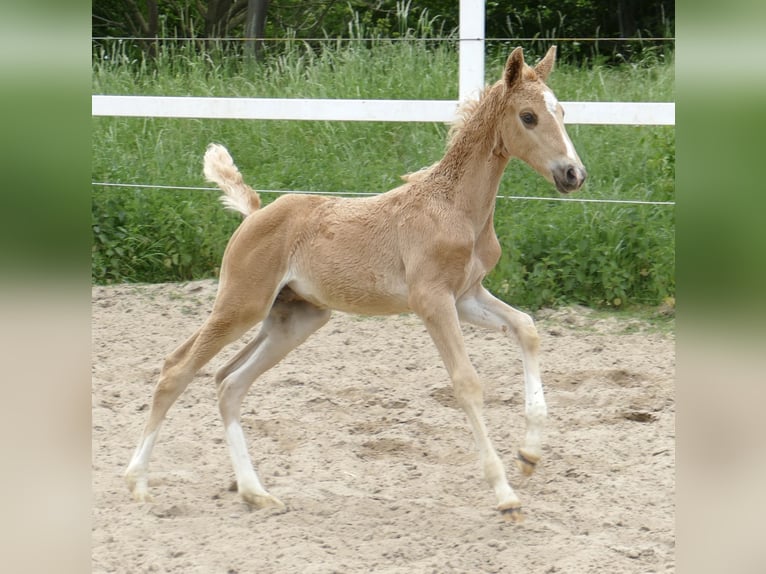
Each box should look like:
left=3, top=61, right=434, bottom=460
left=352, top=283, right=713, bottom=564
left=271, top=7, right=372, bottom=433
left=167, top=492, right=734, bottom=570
left=92, top=39, right=674, bottom=310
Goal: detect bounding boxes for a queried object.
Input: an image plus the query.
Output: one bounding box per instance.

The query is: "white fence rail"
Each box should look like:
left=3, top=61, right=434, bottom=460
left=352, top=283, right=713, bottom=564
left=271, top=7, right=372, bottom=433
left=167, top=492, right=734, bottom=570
left=91, top=96, right=674, bottom=125
left=90, top=0, right=674, bottom=127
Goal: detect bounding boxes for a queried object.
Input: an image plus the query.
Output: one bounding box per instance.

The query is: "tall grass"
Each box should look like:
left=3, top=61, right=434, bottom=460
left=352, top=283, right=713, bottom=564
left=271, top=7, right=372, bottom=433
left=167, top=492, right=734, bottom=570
left=92, top=36, right=674, bottom=310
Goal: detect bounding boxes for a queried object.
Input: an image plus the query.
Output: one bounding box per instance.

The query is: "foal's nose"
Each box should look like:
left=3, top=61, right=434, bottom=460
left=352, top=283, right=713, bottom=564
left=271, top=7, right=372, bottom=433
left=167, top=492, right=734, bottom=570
left=566, top=165, right=587, bottom=187
left=554, top=163, right=587, bottom=193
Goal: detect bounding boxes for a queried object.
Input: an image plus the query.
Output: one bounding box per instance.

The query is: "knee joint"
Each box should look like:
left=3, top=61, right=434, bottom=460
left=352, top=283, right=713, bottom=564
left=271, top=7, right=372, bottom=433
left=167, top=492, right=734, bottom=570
left=452, top=369, right=483, bottom=406
left=515, top=314, right=539, bottom=348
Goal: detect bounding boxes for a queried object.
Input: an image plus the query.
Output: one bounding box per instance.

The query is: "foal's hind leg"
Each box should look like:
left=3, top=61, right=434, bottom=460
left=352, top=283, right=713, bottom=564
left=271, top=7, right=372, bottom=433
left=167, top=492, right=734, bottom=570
left=216, top=296, right=331, bottom=509
left=457, top=286, right=546, bottom=477
left=125, top=303, right=268, bottom=502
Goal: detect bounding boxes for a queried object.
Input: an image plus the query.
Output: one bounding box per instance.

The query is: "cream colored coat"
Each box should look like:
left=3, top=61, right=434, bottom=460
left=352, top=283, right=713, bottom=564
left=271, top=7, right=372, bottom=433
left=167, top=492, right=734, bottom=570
left=125, top=46, right=586, bottom=521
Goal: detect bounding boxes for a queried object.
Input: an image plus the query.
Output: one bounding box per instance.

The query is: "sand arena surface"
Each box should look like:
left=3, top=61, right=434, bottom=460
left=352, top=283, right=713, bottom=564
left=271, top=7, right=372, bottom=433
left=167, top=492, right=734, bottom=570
left=92, top=280, right=674, bottom=573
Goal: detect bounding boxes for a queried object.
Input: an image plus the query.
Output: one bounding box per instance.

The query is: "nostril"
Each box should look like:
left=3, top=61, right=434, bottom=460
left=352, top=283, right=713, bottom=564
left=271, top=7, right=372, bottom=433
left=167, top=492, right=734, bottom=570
left=554, top=164, right=586, bottom=191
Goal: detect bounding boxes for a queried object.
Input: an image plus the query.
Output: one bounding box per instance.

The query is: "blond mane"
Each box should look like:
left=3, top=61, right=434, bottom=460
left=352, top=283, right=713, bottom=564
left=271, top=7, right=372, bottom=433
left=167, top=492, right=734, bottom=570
left=402, top=64, right=545, bottom=183
left=401, top=87, right=491, bottom=183
left=447, top=91, right=487, bottom=148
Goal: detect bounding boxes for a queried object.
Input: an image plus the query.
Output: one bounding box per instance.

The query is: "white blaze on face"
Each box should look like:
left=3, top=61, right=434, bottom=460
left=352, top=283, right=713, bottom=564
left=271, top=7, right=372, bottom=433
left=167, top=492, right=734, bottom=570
left=543, top=90, right=559, bottom=115
left=543, top=89, right=577, bottom=162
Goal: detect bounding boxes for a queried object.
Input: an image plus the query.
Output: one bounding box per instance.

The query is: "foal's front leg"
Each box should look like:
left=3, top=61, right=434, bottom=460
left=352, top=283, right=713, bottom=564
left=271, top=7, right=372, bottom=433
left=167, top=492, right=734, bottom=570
left=411, top=291, right=523, bottom=521
left=457, top=286, right=546, bottom=476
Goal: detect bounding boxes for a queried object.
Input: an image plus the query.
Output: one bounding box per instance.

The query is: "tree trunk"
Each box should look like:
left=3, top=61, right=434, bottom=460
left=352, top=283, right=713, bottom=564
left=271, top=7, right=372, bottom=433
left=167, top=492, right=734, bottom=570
left=125, top=0, right=159, bottom=58
left=206, top=0, right=236, bottom=37
left=244, top=0, right=270, bottom=59
left=146, top=0, right=158, bottom=58
left=616, top=0, right=637, bottom=38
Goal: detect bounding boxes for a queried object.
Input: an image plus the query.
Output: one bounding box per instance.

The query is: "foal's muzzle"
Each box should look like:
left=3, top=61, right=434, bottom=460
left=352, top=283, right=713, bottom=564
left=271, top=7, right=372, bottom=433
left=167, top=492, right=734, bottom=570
left=553, top=164, right=587, bottom=194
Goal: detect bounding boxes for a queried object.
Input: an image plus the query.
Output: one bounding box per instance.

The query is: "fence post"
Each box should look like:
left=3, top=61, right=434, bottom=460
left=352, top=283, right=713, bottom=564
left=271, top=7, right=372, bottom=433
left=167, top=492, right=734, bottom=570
left=459, top=0, right=485, bottom=102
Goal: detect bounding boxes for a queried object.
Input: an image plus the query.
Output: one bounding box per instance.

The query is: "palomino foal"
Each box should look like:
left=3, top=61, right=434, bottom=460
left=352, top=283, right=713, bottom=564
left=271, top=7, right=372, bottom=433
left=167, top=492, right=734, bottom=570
left=125, top=46, right=586, bottom=521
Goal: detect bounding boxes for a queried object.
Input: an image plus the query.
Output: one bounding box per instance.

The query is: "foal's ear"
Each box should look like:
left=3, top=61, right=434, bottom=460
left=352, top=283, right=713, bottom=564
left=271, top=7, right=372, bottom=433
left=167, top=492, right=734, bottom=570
left=504, top=47, right=525, bottom=89
left=534, top=45, right=557, bottom=82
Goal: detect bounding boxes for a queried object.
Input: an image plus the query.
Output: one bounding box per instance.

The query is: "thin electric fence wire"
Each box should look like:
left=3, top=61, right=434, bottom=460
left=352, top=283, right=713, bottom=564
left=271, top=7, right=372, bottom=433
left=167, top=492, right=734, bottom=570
left=91, top=182, right=675, bottom=206
left=92, top=36, right=675, bottom=43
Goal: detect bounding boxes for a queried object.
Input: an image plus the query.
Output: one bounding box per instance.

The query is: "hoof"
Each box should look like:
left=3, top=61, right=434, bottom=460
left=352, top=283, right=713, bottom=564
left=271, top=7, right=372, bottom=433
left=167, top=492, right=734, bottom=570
left=498, top=502, right=525, bottom=523
left=241, top=490, right=286, bottom=510
left=515, top=449, right=540, bottom=477
left=132, top=489, right=153, bottom=503
left=125, top=472, right=152, bottom=502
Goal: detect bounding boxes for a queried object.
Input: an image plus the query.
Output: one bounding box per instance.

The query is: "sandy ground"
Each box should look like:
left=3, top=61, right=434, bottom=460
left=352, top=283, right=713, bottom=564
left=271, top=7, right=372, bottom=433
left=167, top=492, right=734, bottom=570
left=92, top=280, right=675, bottom=573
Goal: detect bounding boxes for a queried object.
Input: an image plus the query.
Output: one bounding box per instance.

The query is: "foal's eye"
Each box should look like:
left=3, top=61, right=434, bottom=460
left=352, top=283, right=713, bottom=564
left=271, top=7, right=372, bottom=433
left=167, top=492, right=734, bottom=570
left=520, top=112, right=538, bottom=128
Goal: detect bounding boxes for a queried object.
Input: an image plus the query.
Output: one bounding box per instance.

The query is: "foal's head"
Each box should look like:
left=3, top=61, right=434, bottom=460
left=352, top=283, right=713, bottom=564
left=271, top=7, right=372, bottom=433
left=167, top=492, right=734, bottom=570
left=492, top=46, right=587, bottom=193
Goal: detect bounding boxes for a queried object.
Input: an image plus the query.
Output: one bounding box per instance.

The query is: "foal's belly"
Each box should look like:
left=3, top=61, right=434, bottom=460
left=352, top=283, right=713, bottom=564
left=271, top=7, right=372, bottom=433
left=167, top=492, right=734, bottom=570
left=287, top=269, right=411, bottom=316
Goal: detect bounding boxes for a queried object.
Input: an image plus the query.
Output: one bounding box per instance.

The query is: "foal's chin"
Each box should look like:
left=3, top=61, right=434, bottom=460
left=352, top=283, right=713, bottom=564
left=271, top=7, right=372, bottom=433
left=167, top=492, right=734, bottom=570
left=538, top=170, right=584, bottom=195
left=552, top=176, right=584, bottom=195
left=554, top=183, right=578, bottom=194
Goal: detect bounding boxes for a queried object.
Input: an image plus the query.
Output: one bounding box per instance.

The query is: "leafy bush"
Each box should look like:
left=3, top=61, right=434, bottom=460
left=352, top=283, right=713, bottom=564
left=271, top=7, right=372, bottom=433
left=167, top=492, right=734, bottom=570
left=92, top=187, right=241, bottom=283
left=488, top=200, right=674, bottom=309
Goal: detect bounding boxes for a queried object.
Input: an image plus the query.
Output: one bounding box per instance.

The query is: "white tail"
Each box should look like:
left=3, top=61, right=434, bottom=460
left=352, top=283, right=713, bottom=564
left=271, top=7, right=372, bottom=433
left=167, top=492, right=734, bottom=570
left=203, top=143, right=261, bottom=216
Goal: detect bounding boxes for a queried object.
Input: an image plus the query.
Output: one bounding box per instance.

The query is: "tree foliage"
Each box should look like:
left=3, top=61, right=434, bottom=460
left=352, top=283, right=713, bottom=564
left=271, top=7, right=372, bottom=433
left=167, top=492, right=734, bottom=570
left=93, top=0, right=673, bottom=62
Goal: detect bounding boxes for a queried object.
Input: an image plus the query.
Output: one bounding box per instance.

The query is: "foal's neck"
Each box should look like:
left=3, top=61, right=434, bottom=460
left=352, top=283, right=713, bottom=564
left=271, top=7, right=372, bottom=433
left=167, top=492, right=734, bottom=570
left=436, top=94, right=510, bottom=227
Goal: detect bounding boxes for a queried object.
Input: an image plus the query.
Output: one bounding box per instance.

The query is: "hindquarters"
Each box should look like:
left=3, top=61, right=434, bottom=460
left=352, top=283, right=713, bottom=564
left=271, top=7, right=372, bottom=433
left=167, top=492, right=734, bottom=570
left=213, top=193, right=329, bottom=314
